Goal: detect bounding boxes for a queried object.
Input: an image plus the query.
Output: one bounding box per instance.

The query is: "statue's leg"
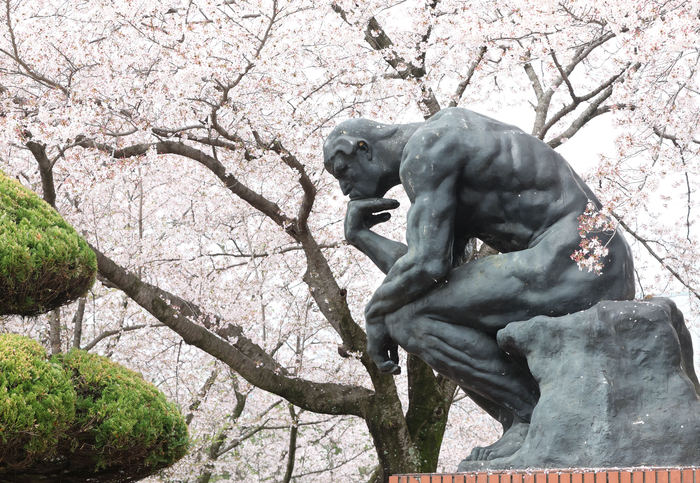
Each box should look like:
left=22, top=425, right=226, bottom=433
left=384, top=310, right=539, bottom=461
left=399, top=219, right=634, bottom=335
left=461, top=387, right=514, bottom=431
left=387, top=314, right=539, bottom=420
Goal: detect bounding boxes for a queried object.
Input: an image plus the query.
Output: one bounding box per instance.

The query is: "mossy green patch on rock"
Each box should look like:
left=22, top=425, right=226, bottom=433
left=0, top=170, right=96, bottom=316
left=0, top=334, right=188, bottom=482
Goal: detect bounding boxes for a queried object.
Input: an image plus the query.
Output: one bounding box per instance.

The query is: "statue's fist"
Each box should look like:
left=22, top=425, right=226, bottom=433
left=366, top=317, right=401, bottom=375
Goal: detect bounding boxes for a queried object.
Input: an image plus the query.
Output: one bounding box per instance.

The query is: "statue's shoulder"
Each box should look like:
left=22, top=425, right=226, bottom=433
left=406, top=108, right=496, bottom=154
left=423, top=107, right=525, bottom=135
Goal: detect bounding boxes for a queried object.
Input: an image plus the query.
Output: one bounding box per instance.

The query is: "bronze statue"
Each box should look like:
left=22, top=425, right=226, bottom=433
left=324, top=107, right=635, bottom=462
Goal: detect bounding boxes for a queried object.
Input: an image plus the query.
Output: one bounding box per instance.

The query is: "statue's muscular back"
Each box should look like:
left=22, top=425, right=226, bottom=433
left=401, top=108, right=597, bottom=254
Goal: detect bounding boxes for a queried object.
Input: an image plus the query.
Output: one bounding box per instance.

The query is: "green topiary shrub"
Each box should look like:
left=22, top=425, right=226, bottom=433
left=56, top=349, right=190, bottom=475
left=0, top=170, right=97, bottom=316
left=0, top=335, right=189, bottom=482
left=0, top=334, right=76, bottom=470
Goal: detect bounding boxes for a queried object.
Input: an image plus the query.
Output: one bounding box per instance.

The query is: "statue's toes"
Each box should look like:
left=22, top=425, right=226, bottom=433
left=457, top=446, right=493, bottom=471
left=480, top=448, right=495, bottom=460
left=463, top=445, right=490, bottom=462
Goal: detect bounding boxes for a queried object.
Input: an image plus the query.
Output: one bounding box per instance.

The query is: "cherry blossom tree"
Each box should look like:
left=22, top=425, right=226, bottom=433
left=1, top=0, right=699, bottom=481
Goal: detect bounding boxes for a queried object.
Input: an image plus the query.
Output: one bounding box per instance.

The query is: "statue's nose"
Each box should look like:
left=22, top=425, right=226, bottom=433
left=334, top=158, right=348, bottom=175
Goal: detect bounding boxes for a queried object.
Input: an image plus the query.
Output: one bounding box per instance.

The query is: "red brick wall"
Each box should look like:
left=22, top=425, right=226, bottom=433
left=390, top=468, right=698, bottom=483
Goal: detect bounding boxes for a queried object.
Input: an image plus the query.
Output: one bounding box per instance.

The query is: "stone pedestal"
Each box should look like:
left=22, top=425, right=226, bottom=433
left=460, top=298, right=700, bottom=471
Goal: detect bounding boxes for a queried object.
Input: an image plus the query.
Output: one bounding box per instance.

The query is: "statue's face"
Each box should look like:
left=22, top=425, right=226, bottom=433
left=325, top=145, right=386, bottom=200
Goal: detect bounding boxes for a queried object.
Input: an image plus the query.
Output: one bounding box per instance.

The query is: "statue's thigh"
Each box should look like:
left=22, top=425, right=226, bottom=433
left=384, top=309, right=502, bottom=373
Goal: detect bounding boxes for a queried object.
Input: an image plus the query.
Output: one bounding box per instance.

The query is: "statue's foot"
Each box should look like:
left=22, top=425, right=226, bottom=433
left=459, top=420, right=529, bottom=468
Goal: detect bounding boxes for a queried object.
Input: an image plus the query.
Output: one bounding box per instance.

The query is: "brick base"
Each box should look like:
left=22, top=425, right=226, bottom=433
left=390, top=468, right=699, bottom=483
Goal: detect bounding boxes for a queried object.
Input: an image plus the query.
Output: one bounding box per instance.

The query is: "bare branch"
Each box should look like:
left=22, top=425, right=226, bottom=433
left=26, top=141, right=56, bottom=208
left=281, top=405, right=299, bottom=483
left=71, top=297, right=86, bottom=349
left=540, top=64, right=634, bottom=139
left=523, top=62, right=544, bottom=101
left=550, top=49, right=578, bottom=101
left=546, top=86, right=614, bottom=148
left=82, top=323, right=165, bottom=351
left=49, top=309, right=61, bottom=355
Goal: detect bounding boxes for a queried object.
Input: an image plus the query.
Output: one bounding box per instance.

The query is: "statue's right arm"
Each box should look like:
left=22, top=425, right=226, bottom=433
left=344, top=198, right=407, bottom=274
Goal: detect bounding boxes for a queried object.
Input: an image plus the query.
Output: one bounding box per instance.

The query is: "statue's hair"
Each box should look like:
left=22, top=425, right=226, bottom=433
left=323, top=119, right=398, bottom=164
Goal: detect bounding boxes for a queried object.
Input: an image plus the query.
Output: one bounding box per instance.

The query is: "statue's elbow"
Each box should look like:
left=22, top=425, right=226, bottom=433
left=415, top=259, right=450, bottom=283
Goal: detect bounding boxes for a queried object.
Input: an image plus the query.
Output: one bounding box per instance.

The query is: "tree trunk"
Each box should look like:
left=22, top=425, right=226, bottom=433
left=48, top=309, right=61, bottom=355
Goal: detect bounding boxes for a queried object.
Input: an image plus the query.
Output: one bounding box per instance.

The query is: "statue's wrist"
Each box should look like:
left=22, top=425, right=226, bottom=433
left=345, top=227, right=367, bottom=245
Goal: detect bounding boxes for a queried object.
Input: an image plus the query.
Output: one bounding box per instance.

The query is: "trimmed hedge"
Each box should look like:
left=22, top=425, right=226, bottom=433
left=0, top=334, right=189, bottom=482
left=0, top=335, right=75, bottom=469
left=57, top=349, right=190, bottom=473
left=0, top=170, right=96, bottom=316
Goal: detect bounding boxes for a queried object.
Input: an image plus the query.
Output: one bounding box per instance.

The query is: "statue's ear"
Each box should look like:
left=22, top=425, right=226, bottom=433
left=357, top=140, right=372, bottom=160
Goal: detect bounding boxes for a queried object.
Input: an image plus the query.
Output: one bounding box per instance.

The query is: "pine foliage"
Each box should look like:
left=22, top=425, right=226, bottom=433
left=0, top=334, right=189, bottom=482
left=0, top=171, right=96, bottom=316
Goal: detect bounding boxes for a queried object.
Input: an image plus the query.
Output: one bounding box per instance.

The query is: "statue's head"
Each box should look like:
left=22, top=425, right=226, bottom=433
left=323, top=119, right=399, bottom=200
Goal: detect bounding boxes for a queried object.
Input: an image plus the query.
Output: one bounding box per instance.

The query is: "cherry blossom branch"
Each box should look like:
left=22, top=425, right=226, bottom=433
left=614, top=215, right=700, bottom=301
left=1, top=0, right=69, bottom=95
left=528, top=30, right=618, bottom=138
left=73, top=136, right=375, bottom=364
left=209, top=1, right=277, bottom=143
left=207, top=242, right=341, bottom=258
left=290, top=445, right=374, bottom=479
left=331, top=3, right=441, bottom=117
left=90, top=243, right=374, bottom=417
left=185, top=369, right=220, bottom=426
left=253, top=135, right=316, bottom=232
left=74, top=137, right=293, bottom=231
left=449, top=46, right=487, bottom=108
left=79, top=138, right=344, bottom=350
left=653, top=127, right=700, bottom=146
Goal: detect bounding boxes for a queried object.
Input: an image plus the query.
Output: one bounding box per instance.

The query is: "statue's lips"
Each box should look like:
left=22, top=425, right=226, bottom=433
left=340, top=182, right=352, bottom=196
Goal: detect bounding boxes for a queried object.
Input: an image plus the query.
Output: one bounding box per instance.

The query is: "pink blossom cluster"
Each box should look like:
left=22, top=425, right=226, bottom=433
left=571, top=202, right=616, bottom=274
